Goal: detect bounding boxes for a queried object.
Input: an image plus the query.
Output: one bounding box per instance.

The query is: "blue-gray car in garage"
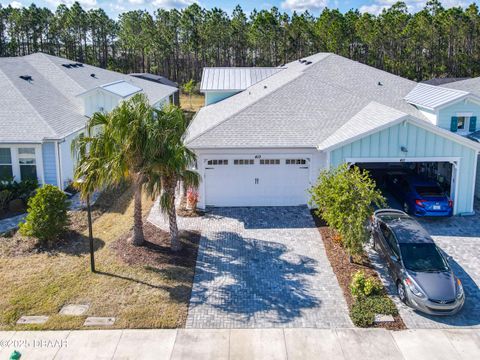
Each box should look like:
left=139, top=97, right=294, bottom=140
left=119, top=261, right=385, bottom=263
left=370, top=209, right=464, bottom=315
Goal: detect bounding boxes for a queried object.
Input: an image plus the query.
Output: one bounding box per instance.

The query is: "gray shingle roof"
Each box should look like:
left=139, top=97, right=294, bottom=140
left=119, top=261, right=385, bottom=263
left=318, top=102, right=408, bottom=151
left=200, top=67, right=283, bottom=91
left=404, top=83, right=469, bottom=110
left=0, top=53, right=177, bottom=143
left=186, top=53, right=427, bottom=149
left=442, top=77, right=480, bottom=97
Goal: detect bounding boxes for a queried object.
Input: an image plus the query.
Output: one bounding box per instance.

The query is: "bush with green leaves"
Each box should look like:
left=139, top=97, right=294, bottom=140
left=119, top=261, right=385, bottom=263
left=19, top=184, right=69, bottom=245
left=0, top=189, right=13, bottom=211
left=309, top=163, right=385, bottom=256
left=351, top=295, right=398, bottom=327
left=350, top=270, right=383, bottom=299
left=0, top=179, right=38, bottom=202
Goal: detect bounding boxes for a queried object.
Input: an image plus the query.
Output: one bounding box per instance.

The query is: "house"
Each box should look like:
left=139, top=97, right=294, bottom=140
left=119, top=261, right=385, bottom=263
left=0, top=53, right=178, bottom=189
left=187, top=53, right=480, bottom=215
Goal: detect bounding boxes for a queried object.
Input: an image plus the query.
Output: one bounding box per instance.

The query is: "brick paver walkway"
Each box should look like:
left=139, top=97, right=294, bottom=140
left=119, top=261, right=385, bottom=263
left=148, top=205, right=352, bottom=328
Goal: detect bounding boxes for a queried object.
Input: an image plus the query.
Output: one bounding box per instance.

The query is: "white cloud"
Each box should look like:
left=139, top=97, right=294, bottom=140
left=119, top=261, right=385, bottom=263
left=281, top=0, right=328, bottom=12
left=152, top=0, right=198, bottom=9
left=360, top=0, right=468, bottom=15
left=9, top=1, right=23, bottom=8
left=127, top=0, right=145, bottom=5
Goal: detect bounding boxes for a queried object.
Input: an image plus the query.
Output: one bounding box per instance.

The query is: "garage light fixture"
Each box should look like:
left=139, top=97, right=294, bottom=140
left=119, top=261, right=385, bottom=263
left=401, top=146, right=408, bottom=153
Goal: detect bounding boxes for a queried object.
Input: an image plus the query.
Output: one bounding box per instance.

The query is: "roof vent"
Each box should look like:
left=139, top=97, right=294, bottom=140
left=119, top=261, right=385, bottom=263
left=90, top=73, right=96, bottom=78
left=299, top=59, right=307, bottom=63
left=378, top=81, right=383, bottom=86
left=19, top=75, right=32, bottom=82
left=264, top=85, right=267, bottom=89
left=305, top=61, right=312, bottom=65
left=62, top=63, right=73, bottom=68
left=76, top=63, right=84, bottom=67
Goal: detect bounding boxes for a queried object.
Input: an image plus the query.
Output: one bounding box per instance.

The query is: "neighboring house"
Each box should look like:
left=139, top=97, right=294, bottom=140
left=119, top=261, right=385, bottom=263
left=0, top=53, right=178, bottom=189
left=200, top=67, right=283, bottom=105
left=186, top=53, right=480, bottom=215
left=130, top=73, right=180, bottom=106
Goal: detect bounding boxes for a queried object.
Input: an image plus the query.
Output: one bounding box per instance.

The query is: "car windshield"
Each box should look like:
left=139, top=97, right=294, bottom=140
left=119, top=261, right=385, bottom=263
left=415, top=185, right=444, bottom=197
left=399, top=243, right=449, bottom=272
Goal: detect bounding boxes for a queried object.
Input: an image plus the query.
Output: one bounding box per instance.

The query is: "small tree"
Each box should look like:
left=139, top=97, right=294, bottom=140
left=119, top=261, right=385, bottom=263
left=309, top=163, right=385, bottom=257
left=181, top=79, right=196, bottom=109
left=19, top=185, right=69, bottom=245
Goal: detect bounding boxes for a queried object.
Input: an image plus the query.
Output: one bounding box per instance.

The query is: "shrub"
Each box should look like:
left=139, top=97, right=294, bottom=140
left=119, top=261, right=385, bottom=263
left=350, top=270, right=383, bottom=299
left=0, top=179, right=38, bottom=202
left=0, top=189, right=13, bottom=211
left=19, top=185, right=69, bottom=245
left=351, top=295, right=398, bottom=327
left=309, top=163, right=385, bottom=256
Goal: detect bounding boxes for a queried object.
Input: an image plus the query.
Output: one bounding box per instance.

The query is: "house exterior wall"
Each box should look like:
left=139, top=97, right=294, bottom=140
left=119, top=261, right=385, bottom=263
left=59, top=128, right=85, bottom=189
left=0, top=144, right=44, bottom=184
left=84, top=89, right=121, bottom=117
left=329, top=121, right=478, bottom=215
left=204, top=91, right=240, bottom=106
left=41, top=142, right=58, bottom=186
left=437, top=100, right=480, bottom=132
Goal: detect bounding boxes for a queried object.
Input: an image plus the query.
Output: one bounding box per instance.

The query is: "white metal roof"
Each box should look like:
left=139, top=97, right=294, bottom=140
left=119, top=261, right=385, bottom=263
left=101, top=80, right=142, bottom=98
left=404, top=83, right=469, bottom=110
left=200, top=67, right=284, bottom=91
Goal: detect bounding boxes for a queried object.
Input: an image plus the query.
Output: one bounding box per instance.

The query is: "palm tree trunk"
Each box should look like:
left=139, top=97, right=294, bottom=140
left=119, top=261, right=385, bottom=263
left=130, top=173, right=145, bottom=246
left=165, top=177, right=181, bottom=252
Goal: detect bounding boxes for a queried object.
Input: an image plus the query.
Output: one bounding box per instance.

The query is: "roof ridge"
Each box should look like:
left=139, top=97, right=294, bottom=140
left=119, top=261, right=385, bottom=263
left=0, top=65, right=57, bottom=138
left=417, top=82, right=469, bottom=94
left=186, top=54, right=332, bottom=145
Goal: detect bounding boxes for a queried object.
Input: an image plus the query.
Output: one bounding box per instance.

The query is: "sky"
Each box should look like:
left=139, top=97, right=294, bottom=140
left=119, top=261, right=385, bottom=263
left=0, top=0, right=473, bottom=19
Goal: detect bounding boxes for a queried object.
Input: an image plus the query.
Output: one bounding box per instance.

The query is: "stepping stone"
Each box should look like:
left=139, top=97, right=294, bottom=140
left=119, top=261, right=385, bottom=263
left=16, top=316, right=49, bottom=325
left=59, top=304, right=89, bottom=316
left=374, top=314, right=395, bottom=323
left=83, top=317, right=115, bottom=326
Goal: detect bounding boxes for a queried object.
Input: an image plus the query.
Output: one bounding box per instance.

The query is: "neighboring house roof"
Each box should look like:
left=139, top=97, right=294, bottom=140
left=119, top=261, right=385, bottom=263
left=441, top=77, right=480, bottom=98
left=318, top=102, right=408, bottom=151
left=200, top=67, right=284, bottom=91
left=130, top=73, right=178, bottom=88
left=404, top=83, right=470, bottom=110
left=0, top=53, right=177, bottom=143
left=422, top=78, right=470, bottom=86
left=186, top=53, right=429, bottom=149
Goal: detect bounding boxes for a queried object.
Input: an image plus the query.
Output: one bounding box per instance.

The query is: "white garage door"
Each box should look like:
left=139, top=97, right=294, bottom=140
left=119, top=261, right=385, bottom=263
left=204, top=157, right=310, bottom=207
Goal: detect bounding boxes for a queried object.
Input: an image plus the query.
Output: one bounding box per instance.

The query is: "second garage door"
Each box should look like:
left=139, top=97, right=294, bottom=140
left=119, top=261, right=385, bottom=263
left=204, top=157, right=310, bottom=207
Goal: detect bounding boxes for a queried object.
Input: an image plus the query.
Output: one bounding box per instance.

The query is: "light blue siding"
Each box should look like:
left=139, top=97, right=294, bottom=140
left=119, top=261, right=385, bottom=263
left=42, top=142, right=57, bottom=186
left=205, top=91, right=240, bottom=105
left=330, top=121, right=478, bottom=215
left=437, top=101, right=480, bottom=131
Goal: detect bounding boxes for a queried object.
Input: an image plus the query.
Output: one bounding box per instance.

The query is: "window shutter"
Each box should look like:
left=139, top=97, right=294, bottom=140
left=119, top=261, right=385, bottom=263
left=450, top=116, right=458, bottom=132
left=469, top=116, right=477, bottom=132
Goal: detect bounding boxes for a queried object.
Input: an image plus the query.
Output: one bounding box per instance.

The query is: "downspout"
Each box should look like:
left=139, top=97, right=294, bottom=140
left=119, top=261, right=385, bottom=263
left=56, top=141, right=64, bottom=189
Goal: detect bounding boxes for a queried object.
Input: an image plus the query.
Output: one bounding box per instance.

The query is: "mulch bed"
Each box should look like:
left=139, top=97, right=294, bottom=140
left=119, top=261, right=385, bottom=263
left=111, top=221, right=200, bottom=269
left=311, top=210, right=406, bottom=330
left=176, top=197, right=204, bottom=218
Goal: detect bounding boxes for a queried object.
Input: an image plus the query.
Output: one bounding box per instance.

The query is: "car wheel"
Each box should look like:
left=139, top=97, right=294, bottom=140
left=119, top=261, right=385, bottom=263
left=403, top=202, right=410, bottom=214
left=397, top=281, right=407, bottom=304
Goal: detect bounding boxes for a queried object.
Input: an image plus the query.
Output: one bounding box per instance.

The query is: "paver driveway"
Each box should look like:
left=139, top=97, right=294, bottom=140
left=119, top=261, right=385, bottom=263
left=369, top=207, right=480, bottom=329
left=149, top=205, right=352, bottom=328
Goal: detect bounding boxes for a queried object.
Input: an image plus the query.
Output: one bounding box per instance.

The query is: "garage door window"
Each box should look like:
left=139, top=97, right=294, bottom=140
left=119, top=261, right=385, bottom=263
left=286, top=159, right=306, bottom=165
left=207, top=159, right=228, bottom=165
left=260, top=159, right=280, bottom=165
left=234, top=159, right=254, bottom=165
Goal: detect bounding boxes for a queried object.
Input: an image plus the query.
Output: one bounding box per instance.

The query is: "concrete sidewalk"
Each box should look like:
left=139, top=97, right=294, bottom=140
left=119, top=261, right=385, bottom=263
left=0, top=328, right=479, bottom=359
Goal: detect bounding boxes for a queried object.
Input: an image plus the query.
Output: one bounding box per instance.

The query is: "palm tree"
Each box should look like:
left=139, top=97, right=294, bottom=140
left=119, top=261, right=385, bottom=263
left=144, top=105, right=200, bottom=252
left=73, top=93, right=157, bottom=246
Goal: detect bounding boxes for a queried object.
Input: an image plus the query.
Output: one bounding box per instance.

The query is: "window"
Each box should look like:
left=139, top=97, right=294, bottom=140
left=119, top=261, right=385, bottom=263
left=286, top=159, right=306, bottom=165
left=207, top=159, right=228, bottom=165
left=259, top=159, right=280, bottom=165
left=457, top=116, right=467, bottom=130
left=0, top=148, right=13, bottom=180
left=380, top=223, right=399, bottom=257
left=234, top=159, right=254, bottom=165
left=18, top=148, right=37, bottom=181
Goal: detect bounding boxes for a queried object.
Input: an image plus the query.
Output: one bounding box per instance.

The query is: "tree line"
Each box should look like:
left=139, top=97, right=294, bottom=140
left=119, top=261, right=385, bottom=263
left=1, top=0, right=480, bottom=84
